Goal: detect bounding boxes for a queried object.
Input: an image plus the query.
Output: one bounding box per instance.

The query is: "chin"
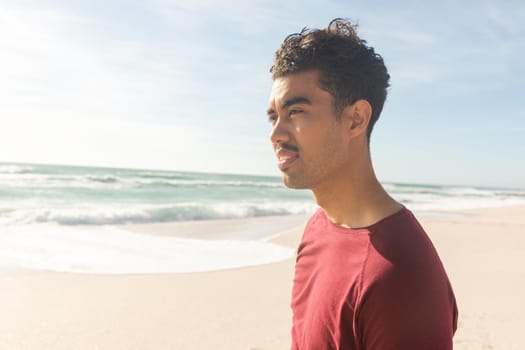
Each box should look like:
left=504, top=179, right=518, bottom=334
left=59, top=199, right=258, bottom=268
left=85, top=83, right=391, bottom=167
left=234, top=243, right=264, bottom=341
left=282, top=173, right=310, bottom=190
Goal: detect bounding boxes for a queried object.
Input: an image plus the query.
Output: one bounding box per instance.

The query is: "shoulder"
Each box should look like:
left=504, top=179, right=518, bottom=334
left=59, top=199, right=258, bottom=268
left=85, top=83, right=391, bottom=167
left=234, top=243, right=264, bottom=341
left=357, top=208, right=454, bottom=322
left=367, top=208, right=441, bottom=268
left=354, top=209, right=458, bottom=349
left=360, top=209, right=451, bottom=295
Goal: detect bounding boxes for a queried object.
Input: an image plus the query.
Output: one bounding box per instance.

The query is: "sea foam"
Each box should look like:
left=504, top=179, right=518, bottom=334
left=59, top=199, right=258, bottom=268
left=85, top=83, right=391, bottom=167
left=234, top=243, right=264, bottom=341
left=0, top=224, right=294, bottom=274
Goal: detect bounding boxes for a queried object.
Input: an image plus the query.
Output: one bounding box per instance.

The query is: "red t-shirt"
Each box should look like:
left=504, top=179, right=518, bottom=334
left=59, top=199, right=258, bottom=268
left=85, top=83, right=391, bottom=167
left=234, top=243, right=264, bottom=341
left=291, top=207, right=458, bottom=350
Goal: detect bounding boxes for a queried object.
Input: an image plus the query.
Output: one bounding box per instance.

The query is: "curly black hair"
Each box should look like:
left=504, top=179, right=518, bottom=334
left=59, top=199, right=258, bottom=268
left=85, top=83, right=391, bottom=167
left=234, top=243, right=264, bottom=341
left=270, top=19, right=390, bottom=141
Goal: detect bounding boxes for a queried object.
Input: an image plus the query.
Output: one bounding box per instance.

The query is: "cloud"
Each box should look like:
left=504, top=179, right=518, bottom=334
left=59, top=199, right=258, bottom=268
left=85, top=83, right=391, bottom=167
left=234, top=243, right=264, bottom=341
left=482, top=1, right=525, bottom=35
left=344, top=1, right=525, bottom=95
left=147, top=0, right=286, bottom=32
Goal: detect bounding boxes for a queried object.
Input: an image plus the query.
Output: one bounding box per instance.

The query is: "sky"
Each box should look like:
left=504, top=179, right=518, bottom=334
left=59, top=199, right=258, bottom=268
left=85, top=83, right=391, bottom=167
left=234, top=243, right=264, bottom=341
left=0, top=0, right=524, bottom=189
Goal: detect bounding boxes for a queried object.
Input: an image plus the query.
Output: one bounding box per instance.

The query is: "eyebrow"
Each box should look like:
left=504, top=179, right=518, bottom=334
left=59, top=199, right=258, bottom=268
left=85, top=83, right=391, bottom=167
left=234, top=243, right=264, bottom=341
left=267, top=96, right=312, bottom=115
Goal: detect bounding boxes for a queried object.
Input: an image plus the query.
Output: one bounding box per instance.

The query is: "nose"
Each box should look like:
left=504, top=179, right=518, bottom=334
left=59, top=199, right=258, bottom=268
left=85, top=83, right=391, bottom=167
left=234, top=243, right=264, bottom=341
left=269, top=117, right=289, bottom=146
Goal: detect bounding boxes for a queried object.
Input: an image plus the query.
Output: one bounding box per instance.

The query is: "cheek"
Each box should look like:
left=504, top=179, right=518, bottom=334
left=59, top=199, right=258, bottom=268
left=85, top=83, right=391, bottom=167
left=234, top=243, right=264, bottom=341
left=295, top=118, right=344, bottom=158
left=294, top=118, right=322, bottom=145
left=318, top=127, right=348, bottom=159
left=296, top=128, right=319, bottom=153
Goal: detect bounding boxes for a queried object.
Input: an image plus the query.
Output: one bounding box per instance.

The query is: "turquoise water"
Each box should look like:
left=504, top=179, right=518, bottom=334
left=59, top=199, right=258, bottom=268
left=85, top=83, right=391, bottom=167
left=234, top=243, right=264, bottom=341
left=0, top=162, right=313, bottom=226
left=1, top=161, right=524, bottom=226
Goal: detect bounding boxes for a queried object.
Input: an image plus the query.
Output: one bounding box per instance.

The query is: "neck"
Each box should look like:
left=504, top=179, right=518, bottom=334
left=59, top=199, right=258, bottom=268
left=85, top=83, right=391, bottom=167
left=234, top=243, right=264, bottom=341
left=311, top=150, right=402, bottom=229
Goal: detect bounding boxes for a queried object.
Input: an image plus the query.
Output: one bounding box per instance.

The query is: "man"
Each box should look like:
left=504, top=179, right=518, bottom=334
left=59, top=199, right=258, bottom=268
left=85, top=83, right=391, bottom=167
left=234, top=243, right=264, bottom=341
left=267, top=19, right=458, bottom=349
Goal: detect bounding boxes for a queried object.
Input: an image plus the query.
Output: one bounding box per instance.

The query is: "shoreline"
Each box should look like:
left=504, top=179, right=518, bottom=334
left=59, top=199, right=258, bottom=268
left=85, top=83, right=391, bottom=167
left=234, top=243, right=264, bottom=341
left=121, top=213, right=310, bottom=242
left=0, top=204, right=522, bottom=275
left=0, top=214, right=310, bottom=275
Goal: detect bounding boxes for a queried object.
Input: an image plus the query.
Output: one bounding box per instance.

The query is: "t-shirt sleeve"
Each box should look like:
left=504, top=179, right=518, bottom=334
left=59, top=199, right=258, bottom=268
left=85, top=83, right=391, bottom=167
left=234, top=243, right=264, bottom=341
left=355, top=259, right=457, bottom=350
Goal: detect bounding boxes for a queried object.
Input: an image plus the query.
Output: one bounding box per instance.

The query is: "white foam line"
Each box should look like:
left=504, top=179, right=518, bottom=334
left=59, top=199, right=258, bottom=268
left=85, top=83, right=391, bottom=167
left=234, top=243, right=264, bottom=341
left=0, top=225, right=294, bottom=274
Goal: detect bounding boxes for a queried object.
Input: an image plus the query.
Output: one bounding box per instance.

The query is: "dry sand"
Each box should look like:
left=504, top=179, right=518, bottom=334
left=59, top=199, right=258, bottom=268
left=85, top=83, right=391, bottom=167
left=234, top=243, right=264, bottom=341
left=1, top=205, right=524, bottom=349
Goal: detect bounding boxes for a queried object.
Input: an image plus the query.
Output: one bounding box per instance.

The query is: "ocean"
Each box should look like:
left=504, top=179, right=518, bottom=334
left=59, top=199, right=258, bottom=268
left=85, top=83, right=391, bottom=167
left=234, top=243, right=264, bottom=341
left=1, top=161, right=523, bottom=274
left=0, top=162, right=314, bottom=226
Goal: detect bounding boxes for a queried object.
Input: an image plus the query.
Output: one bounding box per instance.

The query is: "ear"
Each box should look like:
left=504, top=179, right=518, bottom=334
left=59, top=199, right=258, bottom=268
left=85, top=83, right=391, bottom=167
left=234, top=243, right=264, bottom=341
left=342, top=99, right=372, bottom=138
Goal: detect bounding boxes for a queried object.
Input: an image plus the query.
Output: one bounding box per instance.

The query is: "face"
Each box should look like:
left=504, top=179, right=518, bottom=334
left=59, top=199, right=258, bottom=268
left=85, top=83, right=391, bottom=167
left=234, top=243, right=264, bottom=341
left=267, top=70, right=350, bottom=190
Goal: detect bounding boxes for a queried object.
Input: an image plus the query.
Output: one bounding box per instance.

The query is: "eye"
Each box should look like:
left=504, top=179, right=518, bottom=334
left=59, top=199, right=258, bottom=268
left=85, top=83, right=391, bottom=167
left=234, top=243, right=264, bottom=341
left=289, top=109, right=302, bottom=117
left=268, top=114, right=278, bottom=124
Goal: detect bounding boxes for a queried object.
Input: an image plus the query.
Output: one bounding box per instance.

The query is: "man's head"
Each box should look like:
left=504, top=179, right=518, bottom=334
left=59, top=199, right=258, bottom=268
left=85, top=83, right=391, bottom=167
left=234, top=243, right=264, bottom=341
left=270, top=18, right=390, bottom=142
left=267, top=19, right=390, bottom=190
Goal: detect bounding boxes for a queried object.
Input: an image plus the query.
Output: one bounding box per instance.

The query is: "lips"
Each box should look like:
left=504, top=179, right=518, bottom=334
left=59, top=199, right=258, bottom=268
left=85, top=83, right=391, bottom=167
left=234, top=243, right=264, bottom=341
left=276, top=148, right=299, bottom=170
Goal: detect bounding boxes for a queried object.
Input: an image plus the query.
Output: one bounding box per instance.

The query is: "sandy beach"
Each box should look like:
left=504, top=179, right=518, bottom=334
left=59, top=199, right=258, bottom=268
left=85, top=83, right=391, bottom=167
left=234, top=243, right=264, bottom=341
left=1, top=205, right=524, bottom=349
